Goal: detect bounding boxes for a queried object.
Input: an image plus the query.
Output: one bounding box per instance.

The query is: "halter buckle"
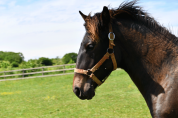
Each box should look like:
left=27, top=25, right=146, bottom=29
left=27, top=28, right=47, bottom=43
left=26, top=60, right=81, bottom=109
left=108, top=32, right=115, bottom=40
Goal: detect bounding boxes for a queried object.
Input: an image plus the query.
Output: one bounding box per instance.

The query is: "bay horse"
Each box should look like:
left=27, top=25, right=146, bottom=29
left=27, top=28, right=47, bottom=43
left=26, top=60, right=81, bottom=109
left=72, top=1, right=178, bottom=117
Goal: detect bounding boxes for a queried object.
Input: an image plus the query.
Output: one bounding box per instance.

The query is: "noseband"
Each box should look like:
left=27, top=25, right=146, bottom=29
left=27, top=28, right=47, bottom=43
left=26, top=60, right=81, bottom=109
left=74, top=23, right=117, bottom=85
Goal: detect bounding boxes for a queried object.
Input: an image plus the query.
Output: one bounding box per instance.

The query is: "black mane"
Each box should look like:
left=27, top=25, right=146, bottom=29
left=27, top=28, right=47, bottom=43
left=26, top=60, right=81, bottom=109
left=110, top=0, right=178, bottom=42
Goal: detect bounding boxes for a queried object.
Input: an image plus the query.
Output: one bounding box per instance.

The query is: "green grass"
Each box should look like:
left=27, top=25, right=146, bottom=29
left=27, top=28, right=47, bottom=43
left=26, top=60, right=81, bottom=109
left=0, top=70, right=151, bottom=118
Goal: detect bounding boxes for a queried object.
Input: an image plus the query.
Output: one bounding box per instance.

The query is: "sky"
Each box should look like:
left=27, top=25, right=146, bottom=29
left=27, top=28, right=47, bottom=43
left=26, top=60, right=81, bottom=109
left=0, top=0, right=178, bottom=61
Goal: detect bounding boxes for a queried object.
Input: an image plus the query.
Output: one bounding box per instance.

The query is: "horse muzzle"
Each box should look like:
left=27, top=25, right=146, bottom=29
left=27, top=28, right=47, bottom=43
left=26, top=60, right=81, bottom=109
left=73, top=86, right=95, bottom=100
left=73, top=73, right=95, bottom=100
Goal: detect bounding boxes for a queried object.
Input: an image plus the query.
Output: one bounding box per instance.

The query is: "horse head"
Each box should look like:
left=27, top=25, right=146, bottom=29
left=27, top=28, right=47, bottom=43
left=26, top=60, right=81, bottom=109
left=72, top=6, right=122, bottom=100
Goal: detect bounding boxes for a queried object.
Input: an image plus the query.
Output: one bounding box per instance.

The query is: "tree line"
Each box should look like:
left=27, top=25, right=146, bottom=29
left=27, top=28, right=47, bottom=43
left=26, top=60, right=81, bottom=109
left=0, top=51, right=77, bottom=69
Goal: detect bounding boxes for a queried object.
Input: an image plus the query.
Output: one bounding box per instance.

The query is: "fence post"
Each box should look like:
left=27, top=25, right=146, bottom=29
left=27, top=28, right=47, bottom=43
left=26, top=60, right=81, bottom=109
left=22, top=69, right=24, bottom=78
left=4, top=71, right=6, bottom=79
left=63, top=65, right=65, bottom=73
left=42, top=68, right=44, bottom=76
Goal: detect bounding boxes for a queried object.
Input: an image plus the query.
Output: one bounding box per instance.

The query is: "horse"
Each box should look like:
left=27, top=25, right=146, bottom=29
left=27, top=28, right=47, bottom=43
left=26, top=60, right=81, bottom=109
left=72, top=1, right=178, bottom=117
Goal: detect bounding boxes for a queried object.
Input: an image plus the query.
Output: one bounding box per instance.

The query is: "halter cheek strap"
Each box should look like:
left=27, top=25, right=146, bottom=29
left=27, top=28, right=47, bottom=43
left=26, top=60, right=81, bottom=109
left=74, top=23, right=117, bottom=86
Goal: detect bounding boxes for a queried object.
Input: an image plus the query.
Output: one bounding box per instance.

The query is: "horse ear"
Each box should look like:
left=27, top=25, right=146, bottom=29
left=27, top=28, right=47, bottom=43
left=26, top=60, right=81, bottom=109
left=101, top=6, right=110, bottom=26
left=79, top=11, right=87, bottom=21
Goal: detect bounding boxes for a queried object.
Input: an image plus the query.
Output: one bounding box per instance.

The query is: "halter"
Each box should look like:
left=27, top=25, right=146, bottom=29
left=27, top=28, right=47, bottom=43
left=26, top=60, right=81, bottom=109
left=74, top=23, right=117, bottom=86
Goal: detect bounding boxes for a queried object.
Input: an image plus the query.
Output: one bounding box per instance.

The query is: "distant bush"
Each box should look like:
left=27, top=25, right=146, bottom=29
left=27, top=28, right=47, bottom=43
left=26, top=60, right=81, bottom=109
left=51, top=56, right=62, bottom=65
left=62, top=53, right=77, bottom=64
left=19, top=59, right=42, bottom=68
left=11, top=62, right=19, bottom=67
left=65, top=59, right=75, bottom=69
left=68, top=59, right=75, bottom=64
left=38, top=57, right=53, bottom=66
left=0, top=51, right=77, bottom=70
left=0, top=61, right=11, bottom=68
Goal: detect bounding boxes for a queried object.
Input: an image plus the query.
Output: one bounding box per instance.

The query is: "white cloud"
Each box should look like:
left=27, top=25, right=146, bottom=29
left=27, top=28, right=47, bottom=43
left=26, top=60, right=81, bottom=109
left=0, top=0, right=6, bottom=5
left=0, top=0, right=177, bottom=61
left=8, top=1, right=16, bottom=7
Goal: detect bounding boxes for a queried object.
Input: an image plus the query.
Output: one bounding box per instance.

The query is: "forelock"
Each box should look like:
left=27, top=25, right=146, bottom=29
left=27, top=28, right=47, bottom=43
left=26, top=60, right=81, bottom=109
left=84, top=14, right=100, bottom=43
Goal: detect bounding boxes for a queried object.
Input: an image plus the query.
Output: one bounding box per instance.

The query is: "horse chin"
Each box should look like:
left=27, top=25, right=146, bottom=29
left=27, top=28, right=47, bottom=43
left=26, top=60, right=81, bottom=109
left=86, top=91, right=95, bottom=100
left=77, top=92, right=95, bottom=100
left=82, top=86, right=95, bottom=100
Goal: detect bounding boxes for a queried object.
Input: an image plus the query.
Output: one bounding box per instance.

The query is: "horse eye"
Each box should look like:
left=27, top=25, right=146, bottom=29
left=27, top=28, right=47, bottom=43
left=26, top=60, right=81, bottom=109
left=86, top=44, right=94, bottom=51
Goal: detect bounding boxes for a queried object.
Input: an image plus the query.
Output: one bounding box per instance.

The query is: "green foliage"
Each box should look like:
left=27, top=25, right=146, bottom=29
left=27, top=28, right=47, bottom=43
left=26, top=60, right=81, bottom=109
left=0, top=51, right=77, bottom=69
left=68, top=59, right=75, bottom=64
left=0, top=61, right=11, bottom=68
left=19, top=59, right=42, bottom=68
left=11, top=62, right=19, bottom=67
left=51, top=56, right=62, bottom=65
left=65, top=59, right=75, bottom=69
left=62, top=52, right=77, bottom=64
left=38, top=57, right=53, bottom=66
left=0, top=51, right=24, bottom=64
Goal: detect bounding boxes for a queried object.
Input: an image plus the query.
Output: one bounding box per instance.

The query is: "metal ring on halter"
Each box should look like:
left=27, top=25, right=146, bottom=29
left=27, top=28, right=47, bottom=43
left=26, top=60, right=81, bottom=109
left=107, top=48, right=114, bottom=54
left=108, top=32, right=115, bottom=40
left=87, top=69, right=92, bottom=76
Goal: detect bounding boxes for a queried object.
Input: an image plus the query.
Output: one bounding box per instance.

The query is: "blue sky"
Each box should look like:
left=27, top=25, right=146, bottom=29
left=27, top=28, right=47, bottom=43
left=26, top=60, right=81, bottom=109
left=0, top=0, right=178, bottom=61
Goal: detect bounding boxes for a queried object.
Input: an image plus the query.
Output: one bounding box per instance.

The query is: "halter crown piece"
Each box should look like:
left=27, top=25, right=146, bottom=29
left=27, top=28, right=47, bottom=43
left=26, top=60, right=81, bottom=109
left=74, top=23, right=117, bottom=86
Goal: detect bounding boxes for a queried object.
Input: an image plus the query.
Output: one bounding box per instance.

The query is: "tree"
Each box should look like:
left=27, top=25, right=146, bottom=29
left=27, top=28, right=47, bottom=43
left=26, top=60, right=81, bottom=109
left=62, top=52, right=77, bottom=64
left=0, top=51, right=24, bottom=64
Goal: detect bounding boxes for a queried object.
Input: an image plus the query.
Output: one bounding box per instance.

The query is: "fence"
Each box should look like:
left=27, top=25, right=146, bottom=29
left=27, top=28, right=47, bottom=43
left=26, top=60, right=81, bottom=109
left=0, top=63, right=76, bottom=82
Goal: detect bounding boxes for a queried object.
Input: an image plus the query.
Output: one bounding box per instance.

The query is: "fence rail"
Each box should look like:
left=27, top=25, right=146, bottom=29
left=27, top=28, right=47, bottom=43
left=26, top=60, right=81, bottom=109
left=0, top=63, right=76, bottom=82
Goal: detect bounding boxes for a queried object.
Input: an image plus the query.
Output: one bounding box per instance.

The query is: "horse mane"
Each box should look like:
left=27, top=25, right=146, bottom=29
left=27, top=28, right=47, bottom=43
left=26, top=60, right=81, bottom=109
left=111, top=0, right=177, bottom=42
left=84, top=0, right=178, bottom=43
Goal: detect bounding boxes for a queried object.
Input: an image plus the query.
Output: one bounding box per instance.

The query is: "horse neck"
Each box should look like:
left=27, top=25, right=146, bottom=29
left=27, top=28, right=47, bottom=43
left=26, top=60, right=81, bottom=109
left=114, top=21, right=177, bottom=100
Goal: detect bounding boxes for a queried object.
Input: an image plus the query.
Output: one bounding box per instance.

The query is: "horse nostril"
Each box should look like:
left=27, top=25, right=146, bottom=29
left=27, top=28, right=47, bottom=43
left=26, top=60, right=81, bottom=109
left=74, top=87, right=80, bottom=97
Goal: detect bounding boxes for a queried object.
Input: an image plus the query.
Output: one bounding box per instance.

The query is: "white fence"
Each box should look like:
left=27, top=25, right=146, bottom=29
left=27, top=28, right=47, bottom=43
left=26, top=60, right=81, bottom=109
left=0, top=63, right=76, bottom=82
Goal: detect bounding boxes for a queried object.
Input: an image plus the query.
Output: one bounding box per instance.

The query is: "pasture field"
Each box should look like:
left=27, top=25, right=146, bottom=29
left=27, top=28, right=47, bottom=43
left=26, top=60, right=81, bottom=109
left=0, top=70, right=151, bottom=118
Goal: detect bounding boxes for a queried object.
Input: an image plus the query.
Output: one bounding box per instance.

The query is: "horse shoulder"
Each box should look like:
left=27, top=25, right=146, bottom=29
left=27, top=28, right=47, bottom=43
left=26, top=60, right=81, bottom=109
left=154, top=69, right=178, bottom=118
